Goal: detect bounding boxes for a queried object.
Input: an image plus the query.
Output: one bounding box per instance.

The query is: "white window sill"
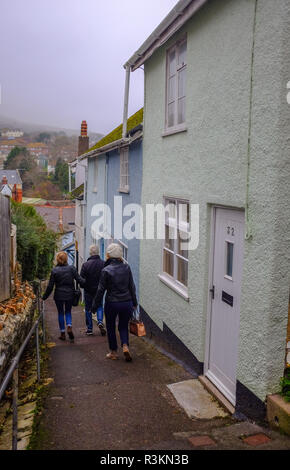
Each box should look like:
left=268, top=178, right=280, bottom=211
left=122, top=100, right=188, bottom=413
left=162, top=124, right=187, bottom=137
left=92, top=188, right=98, bottom=193
left=158, top=273, right=189, bottom=301
left=118, top=188, right=130, bottom=194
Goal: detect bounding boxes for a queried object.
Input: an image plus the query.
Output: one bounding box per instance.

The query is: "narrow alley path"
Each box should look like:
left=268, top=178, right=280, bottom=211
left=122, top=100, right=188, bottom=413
left=32, top=298, right=290, bottom=450
left=35, top=298, right=202, bottom=450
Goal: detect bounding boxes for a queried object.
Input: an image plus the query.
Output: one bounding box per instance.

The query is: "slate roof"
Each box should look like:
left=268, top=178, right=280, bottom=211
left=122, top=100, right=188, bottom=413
left=34, top=206, right=75, bottom=233
left=0, top=170, right=22, bottom=185
left=85, top=108, right=143, bottom=155
left=0, top=185, right=12, bottom=196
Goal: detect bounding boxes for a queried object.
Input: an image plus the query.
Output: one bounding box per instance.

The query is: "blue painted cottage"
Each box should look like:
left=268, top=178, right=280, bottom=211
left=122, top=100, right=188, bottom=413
left=79, top=108, right=143, bottom=297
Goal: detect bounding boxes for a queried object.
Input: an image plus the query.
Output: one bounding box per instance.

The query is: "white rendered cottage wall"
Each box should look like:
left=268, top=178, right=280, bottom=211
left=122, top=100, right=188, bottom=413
left=139, top=0, right=290, bottom=401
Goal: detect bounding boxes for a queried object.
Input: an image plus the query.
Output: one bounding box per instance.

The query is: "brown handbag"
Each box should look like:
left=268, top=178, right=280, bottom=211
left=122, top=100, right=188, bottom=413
left=129, top=307, right=146, bottom=337
left=130, top=319, right=146, bottom=337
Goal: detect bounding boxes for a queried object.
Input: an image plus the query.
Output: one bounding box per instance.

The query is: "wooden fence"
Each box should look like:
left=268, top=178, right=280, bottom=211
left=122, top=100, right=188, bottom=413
left=0, top=194, right=11, bottom=301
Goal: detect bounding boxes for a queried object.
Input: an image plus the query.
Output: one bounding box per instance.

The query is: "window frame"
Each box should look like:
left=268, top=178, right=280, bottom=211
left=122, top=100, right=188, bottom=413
left=224, top=239, right=234, bottom=281
left=119, top=146, right=129, bottom=193
left=93, top=158, right=98, bottom=193
left=99, top=237, right=105, bottom=260
left=164, top=36, right=187, bottom=134
left=117, top=239, right=128, bottom=262
left=160, top=196, right=190, bottom=299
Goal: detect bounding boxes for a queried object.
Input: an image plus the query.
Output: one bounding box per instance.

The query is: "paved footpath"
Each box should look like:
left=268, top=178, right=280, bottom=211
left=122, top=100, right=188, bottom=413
left=33, top=298, right=290, bottom=450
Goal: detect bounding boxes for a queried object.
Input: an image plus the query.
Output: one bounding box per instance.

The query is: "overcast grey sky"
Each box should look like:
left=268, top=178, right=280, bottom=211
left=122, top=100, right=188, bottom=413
left=0, top=0, right=178, bottom=134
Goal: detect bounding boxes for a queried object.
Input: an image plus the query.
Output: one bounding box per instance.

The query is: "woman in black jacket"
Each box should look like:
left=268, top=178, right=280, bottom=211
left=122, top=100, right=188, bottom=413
left=42, top=251, right=85, bottom=342
left=92, top=243, right=138, bottom=362
left=80, top=244, right=106, bottom=336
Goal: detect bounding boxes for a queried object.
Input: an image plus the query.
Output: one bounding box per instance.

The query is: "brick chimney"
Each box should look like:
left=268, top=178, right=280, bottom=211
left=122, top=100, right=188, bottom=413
left=16, top=186, right=22, bottom=203
left=78, top=120, right=89, bottom=156
left=2, top=175, right=8, bottom=186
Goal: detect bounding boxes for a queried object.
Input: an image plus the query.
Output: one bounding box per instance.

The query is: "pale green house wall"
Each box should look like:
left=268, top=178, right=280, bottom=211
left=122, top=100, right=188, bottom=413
left=140, top=0, right=290, bottom=402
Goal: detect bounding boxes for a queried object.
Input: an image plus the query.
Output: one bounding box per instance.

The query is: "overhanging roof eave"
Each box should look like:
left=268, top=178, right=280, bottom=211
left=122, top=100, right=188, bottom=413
left=124, top=0, right=207, bottom=71
left=79, top=130, right=143, bottom=161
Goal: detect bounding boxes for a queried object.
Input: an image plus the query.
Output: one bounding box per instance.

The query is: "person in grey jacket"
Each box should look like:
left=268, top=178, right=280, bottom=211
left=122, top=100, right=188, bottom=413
left=92, top=243, right=138, bottom=361
left=42, top=251, right=85, bottom=342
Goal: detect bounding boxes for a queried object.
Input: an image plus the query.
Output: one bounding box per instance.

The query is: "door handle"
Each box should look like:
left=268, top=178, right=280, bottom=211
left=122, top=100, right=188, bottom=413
left=209, top=285, right=215, bottom=300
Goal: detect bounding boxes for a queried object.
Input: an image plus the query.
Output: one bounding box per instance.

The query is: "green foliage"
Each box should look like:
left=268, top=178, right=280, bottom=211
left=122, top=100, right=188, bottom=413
left=4, top=146, right=29, bottom=169
left=36, top=132, right=50, bottom=143
left=280, top=368, right=290, bottom=402
left=28, top=180, right=63, bottom=200
left=4, top=146, right=38, bottom=192
left=53, top=158, right=69, bottom=193
left=11, top=200, right=58, bottom=281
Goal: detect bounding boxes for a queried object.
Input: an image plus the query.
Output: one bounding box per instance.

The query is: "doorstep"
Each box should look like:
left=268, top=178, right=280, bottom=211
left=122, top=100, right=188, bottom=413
left=267, top=394, right=290, bottom=436
left=167, top=379, right=228, bottom=419
left=198, top=375, right=235, bottom=415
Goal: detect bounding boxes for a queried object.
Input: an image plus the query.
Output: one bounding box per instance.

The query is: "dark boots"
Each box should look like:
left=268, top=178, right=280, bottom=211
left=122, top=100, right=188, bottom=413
left=59, top=328, right=74, bottom=342
left=67, top=326, right=74, bottom=342
left=98, top=322, right=107, bottom=336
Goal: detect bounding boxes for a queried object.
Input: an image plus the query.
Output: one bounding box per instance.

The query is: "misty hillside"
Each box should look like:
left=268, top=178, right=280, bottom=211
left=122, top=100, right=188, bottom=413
left=0, top=114, right=103, bottom=140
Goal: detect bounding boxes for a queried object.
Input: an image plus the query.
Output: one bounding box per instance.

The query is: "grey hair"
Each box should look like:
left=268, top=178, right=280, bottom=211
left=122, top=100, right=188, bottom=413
left=106, top=243, right=123, bottom=259
left=89, top=244, right=99, bottom=256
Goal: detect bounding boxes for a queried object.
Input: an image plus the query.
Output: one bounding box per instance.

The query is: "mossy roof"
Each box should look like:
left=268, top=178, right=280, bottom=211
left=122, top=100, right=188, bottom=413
left=85, top=108, right=143, bottom=155
left=22, top=197, right=47, bottom=205
left=70, top=183, right=84, bottom=199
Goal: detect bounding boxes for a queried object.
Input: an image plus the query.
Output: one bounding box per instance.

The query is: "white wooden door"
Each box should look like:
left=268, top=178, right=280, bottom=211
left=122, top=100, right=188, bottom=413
left=206, top=208, right=245, bottom=406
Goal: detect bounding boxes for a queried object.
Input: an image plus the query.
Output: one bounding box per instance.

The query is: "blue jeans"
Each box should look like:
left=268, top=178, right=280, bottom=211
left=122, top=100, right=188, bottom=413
left=105, top=301, right=133, bottom=351
left=84, top=292, right=103, bottom=331
left=55, top=300, right=73, bottom=332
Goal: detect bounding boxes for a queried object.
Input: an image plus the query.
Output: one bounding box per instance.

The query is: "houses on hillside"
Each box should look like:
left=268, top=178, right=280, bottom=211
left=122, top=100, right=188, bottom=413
left=0, top=140, right=48, bottom=159
left=0, top=129, right=24, bottom=139
left=72, top=0, right=289, bottom=421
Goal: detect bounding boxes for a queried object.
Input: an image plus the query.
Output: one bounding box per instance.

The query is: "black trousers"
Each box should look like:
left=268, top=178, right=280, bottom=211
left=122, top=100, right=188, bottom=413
left=105, top=301, right=133, bottom=351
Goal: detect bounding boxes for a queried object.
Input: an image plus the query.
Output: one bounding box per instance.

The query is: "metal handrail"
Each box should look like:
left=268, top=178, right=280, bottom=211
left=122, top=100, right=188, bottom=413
left=0, top=283, right=45, bottom=450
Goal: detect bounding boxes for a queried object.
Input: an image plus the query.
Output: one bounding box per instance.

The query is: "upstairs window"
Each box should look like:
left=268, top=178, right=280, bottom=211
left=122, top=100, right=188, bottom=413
left=166, top=38, right=187, bottom=130
left=93, top=158, right=98, bottom=192
left=119, top=146, right=129, bottom=193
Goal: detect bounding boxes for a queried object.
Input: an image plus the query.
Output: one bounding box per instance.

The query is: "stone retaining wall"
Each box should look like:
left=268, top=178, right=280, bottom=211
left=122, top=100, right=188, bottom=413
left=0, top=297, right=36, bottom=385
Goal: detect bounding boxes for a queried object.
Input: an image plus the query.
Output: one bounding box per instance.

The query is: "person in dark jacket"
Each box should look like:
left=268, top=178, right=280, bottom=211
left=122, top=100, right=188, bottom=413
left=42, top=251, right=85, bottom=342
left=92, top=243, right=138, bottom=362
left=80, top=244, right=106, bottom=336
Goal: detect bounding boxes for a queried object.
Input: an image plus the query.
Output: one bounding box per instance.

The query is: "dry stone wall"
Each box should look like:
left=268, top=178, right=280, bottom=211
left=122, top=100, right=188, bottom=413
left=0, top=281, right=36, bottom=384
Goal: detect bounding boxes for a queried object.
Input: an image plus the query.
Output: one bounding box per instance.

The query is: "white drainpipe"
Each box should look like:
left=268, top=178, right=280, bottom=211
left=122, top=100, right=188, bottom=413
left=122, top=65, right=131, bottom=139
left=68, top=165, right=72, bottom=193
